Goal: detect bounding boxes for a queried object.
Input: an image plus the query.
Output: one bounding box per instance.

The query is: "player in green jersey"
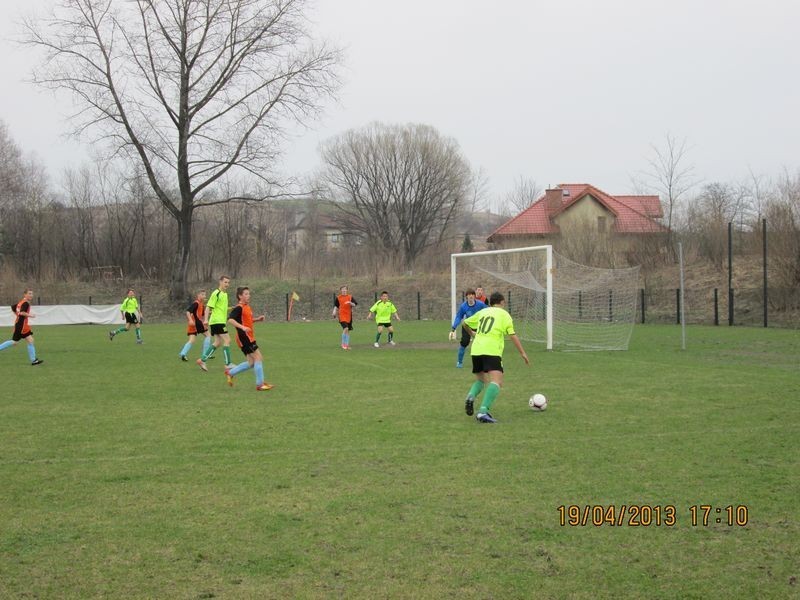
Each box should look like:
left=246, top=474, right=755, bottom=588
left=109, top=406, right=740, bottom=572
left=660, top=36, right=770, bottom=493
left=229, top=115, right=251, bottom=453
left=367, top=291, right=400, bottom=347
left=198, top=275, right=231, bottom=371
left=462, top=292, right=529, bottom=423
left=109, top=288, right=144, bottom=344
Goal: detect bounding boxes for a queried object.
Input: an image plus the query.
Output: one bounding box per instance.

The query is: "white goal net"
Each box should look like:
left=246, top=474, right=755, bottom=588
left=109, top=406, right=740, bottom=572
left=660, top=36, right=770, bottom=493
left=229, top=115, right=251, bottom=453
left=451, top=246, right=640, bottom=351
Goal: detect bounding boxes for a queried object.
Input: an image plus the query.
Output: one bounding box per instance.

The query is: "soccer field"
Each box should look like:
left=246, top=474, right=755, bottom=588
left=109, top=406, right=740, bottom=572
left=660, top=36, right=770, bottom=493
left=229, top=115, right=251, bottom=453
left=1, top=321, right=798, bottom=598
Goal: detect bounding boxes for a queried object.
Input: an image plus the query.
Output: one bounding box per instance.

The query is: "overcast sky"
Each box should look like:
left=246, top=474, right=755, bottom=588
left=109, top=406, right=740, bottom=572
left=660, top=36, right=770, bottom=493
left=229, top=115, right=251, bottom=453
left=2, top=0, right=799, bottom=208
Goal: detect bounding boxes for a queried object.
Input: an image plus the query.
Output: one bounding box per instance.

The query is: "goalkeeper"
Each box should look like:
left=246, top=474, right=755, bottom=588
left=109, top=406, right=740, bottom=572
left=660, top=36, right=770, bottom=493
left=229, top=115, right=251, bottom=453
left=448, top=288, right=487, bottom=368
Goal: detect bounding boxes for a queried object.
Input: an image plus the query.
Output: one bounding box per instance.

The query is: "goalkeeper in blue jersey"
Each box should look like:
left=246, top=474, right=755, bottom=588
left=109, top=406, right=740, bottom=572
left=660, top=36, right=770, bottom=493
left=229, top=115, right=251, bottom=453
left=449, top=288, right=487, bottom=368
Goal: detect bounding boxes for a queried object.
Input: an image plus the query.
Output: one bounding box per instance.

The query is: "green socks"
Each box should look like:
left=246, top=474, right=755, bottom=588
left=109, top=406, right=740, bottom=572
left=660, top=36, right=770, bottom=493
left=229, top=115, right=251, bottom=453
left=223, top=347, right=231, bottom=365
left=375, top=332, right=381, bottom=343
left=479, top=382, right=501, bottom=414
left=201, top=345, right=216, bottom=361
left=468, top=380, right=485, bottom=398
left=114, top=326, right=127, bottom=334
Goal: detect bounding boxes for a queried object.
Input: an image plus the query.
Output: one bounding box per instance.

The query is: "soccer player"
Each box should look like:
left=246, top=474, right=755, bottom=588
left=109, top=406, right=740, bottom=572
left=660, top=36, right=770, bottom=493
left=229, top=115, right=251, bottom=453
left=198, top=275, right=231, bottom=371
left=368, top=291, right=400, bottom=347
left=462, top=291, right=529, bottom=423
left=332, top=285, right=357, bottom=350
left=224, top=286, right=273, bottom=391
left=449, top=288, right=487, bottom=368
left=0, top=288, right=43, bottom=365
left=179, top=289, right=211, bottom=361
left=475, top=286, right=487, bottom=305
left=109, top=288, right=143, bottom=344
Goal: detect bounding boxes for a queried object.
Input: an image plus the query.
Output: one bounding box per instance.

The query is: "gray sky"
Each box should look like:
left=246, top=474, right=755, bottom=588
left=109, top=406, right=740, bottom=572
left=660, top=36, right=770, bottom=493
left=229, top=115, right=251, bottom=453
left=2, top=0, right=799, bottom=207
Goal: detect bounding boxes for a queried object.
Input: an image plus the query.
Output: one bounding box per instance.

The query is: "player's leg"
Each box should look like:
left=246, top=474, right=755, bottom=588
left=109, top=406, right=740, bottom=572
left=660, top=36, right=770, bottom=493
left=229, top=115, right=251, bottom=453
left=340, top=323, right=348, bottom=349
left=110, top=316, right=130, bottom=338
left=387, top=325, right=395, bottom=345
left=465, top=358, right=487, bottom=416
left=477, top=366, right=504, bottom=423
left=200, top=328, right=220, bottom=363
left=0, top=339, right=15, bottom=352
left=250, top=347, right=269, bottom=390
left=181, top=334, right=196, bottom=360
left=135, top=322, right=142, bottom=344
left=221, top=333, right=231, bottom=366
left=201, top=331, right=212, bottom=356
left=26, top=334, right=42, bottom=365
left=374, top=325, right=383, bottom=347
left=457, top=326, right=470, bottom=367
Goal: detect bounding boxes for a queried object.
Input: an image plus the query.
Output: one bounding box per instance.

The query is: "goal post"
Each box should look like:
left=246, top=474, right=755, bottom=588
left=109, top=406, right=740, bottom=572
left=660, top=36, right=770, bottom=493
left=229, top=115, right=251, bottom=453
left=451, top=246, right=640, bottom=351
left=451, top=245, right=553, bottom=350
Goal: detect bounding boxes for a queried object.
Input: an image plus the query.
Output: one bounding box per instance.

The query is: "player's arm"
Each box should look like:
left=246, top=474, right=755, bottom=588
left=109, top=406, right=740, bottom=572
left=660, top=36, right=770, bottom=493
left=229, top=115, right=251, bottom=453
left=509, top=334, right=529, bottom=365
left=186, top=306, right=195, bottom=325
left=349, top=298, right=358, bottom=307
left=332, top=297, right=339, bottom=318
left=17, top=302, right=33, bottom=318
left=204, top=293, right=214, bottom=323
left=227, top=315, right=250, bottom=333
left=393, top=305, right=400, bottom=321
left=254, top=314, right=266, bottom=322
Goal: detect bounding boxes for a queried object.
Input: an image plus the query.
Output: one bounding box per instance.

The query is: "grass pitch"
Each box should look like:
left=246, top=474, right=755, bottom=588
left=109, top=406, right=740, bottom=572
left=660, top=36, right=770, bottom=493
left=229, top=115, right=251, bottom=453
left=0, top=321, right=798, bottom=598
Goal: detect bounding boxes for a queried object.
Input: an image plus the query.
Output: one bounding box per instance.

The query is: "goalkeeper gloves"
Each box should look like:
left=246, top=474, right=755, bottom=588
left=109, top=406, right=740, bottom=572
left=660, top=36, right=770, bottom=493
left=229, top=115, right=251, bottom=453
left=448, top=330, right=456, bottom=341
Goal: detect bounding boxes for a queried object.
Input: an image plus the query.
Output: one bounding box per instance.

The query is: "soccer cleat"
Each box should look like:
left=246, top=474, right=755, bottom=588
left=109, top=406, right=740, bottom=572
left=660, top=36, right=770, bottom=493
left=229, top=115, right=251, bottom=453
left=225, top=368, right=234, bottom=387
left=31, top=359, right=43, bottom=366
left=108, top=331, right=115, bottom=341
left=196, top=358, right=208, bottom=372
left=373, top=342, right=380, bottom=348
left=456, top=362, right=463, bottom=368
left=389, top=340, right=396, bottom=346
left=344, top=345, right=351, bottom=351
left=341, top=344, right=348, bottom=350
left=180, top=355, right=188, bottom=362
left=256, top=383, right=274, bottom=391
left=465, top=395, right=475, bottom=416
left=136, top=339, right=143, bottom=345
left=476, top=412, right=497, bottom=423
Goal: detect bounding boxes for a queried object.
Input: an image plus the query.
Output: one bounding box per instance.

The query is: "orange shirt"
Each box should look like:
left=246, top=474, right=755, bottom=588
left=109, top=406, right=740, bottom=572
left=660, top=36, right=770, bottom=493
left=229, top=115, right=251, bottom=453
left=187, top=300, right=205, bottom=334
left=15, top=299, right=31, bottom=335
left=336, top=294, right=356, bottom=323
left=230, top=302, right=255, bottom=346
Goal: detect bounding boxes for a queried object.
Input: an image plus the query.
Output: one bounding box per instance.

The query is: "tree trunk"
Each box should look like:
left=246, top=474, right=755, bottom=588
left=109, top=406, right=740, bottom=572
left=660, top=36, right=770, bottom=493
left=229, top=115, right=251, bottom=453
left=170, top=209, right=192, bottom=301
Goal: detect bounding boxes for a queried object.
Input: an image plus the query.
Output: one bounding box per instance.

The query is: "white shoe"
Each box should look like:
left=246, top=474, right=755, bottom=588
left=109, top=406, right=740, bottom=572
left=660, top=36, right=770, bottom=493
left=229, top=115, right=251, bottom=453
left=389, top=340, right=396, bottom=346
left=373, top=342, right=379, bottom=348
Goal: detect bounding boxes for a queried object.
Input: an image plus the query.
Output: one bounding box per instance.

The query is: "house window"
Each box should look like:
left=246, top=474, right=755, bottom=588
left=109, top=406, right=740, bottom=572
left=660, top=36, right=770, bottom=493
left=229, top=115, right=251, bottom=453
left=597, top=216, right=607, bottom=233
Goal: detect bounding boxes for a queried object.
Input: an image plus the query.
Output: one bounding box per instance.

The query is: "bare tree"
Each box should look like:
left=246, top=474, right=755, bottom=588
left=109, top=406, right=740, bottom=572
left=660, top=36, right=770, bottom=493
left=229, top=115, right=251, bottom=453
left=499, top=176, right=542, bottom=216
left=25, top=0, right=340, bottom=299
left=468, top=166, right=491, bottom=213
left=640, top=134, right=697, bottom=248
left=320, top=123, right=472, bottom=270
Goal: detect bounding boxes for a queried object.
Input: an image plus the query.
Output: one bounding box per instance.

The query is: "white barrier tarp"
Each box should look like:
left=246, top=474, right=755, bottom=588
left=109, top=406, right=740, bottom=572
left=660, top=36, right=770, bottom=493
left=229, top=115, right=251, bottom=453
left=0, top=305, right=123, bottom=327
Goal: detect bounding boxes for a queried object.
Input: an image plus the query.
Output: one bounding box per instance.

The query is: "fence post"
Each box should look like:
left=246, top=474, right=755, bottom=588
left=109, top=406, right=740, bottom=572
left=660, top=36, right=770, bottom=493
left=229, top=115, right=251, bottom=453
left=285, top=293, right=289, bottom=321
left=676, top=288, right=680, bottom=325
left=608, top=289, right=613, bottom=322
left=417, top=291, right=421, bottom=320
left=578, top=290, right=582, bottom=319
left=763, top=217, right=768, bottom=328
left=728, top=221, right=734, bottom=326
left=713, top=288, right=719, bottom=326
left=640, top=288, right=645, bottom=324
left=89, top=296, right=92, bottom=306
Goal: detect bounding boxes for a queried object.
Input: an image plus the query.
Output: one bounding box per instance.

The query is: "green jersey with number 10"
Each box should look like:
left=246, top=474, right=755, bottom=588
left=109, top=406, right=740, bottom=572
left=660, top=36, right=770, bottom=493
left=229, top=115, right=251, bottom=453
left=463, top=306, right=516, bottom=357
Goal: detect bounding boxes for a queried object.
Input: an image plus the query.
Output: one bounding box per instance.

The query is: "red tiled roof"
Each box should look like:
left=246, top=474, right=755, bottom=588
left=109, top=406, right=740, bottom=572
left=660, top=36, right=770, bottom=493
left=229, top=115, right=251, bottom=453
left=487, top=184, right=666, bottom=241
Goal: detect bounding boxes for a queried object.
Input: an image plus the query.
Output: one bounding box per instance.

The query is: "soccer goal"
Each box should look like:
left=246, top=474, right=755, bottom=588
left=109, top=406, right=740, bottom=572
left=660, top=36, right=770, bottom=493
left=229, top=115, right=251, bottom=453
left=451, top=245, right=640, bottom=351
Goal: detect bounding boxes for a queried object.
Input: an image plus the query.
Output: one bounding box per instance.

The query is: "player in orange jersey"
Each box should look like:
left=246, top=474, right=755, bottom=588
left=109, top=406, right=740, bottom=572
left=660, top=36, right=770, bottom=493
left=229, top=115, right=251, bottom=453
left=0, top=288, right=43, bottom=365
left=332, top=285, right=358, bottom=350
left=224, top=287, right=272, bottom=391
left=179, top=289, right=211, bottom=361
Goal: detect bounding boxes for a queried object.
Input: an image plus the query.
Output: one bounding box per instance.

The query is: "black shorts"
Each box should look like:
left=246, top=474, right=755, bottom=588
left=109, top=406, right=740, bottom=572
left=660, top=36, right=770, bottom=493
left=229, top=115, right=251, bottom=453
left=12, top=330, right=32, bottom=342
left=339, top=321, right=353, bottom=331
left=240, top=339, right=259, bottom=356
left=124, top=312, right=139, bottom=325
left=472, top=355, right=503, bottom=374
left=193, top=321, right=207, bottom=335
left=460, top=326, right=472, bottom=347
left=210, top=323, right=227, bottom=336
left=377, top=322, right=392, bottom=328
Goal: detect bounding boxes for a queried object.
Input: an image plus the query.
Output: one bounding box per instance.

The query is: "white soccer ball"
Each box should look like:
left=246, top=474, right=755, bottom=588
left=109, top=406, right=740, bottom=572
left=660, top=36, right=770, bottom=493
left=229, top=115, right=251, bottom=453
left=529, top=393, right=548, bottom=411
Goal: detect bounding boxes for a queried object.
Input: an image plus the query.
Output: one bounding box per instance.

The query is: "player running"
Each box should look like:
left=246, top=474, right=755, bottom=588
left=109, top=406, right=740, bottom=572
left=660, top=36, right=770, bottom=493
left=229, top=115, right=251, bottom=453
left=368, top=291, right=400, bottom=348
left=0, top=288, right=43, bottom=365
left=332, top=285, right=357, bottom=350
left=224, top=287, right=273, bottom=391
left=109, top=288, right=144, bottom=344
left=462, top=292, right=529, bottom=423
left=198, top=275, right=231, bottom=371
left=449, top=288, right=487, bottom=368
left=179, top=289, right=211, bottom=361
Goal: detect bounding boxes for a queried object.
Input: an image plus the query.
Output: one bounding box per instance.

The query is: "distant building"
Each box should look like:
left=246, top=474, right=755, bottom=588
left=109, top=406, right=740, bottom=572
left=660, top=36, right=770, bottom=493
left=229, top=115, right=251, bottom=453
left=487, top=183, right=666, bottom=248
left=288, top=208, right=364, bottom=251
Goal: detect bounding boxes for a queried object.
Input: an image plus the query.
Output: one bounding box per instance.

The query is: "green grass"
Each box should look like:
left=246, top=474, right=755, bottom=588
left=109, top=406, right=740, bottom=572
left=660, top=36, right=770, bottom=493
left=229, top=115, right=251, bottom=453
left=1, top=322, right=798, bottom=599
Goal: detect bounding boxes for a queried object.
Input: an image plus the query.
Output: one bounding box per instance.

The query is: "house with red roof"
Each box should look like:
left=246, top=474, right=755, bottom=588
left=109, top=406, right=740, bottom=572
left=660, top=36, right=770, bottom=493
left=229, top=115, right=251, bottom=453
left=487, top=184, right=667, bottom=248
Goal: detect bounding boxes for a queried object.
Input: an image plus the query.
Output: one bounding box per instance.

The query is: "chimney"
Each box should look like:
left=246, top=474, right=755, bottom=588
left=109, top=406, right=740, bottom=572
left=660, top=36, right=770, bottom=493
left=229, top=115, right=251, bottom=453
left=545, top=188, right=563, bottom=215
